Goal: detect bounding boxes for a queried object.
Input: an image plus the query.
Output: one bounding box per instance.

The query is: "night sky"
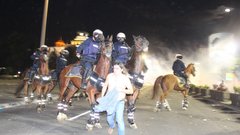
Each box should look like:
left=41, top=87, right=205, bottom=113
left=1, top=0, right=240, bottom=71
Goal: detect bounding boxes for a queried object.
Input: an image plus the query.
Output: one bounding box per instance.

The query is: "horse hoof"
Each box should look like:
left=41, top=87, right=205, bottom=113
left=37, top=107, right=42, bottom=113
left=153, top=108, right=160, bottom=112
left=94, top=123, right=102, bottom=128
left=68, top=102, right=72, bottom=107
left=86, top=124, right=94, bottom=131
left=57, top=112, right=68, bottom=121
left=182, top=107, right=188, bottom=110
left=166, top=107, right=172, bottom=111
left=48, top=98, right=53, bottom=103
left=129, top=123, right=138, bottom=129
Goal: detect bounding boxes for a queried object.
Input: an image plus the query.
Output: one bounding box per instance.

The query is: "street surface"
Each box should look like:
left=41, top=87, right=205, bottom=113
left=0, top=79, right=240, bottom=135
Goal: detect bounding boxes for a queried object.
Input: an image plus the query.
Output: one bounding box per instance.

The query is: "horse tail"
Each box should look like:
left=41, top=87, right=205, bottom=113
left=14, top=68, right=29, bottom=96
left=14, top=79, right=24, bottom=96
left=152, top=76, right=163, bottom=99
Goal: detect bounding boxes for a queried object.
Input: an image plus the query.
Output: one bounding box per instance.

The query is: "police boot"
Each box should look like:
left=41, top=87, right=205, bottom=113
left=184, top=79, right=190, bottom=89
left=81, top=71, right=88, bottom=90
left=81, top=79, right=87, bottom=90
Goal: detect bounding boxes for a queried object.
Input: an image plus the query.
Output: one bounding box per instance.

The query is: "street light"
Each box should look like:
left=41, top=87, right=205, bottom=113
left=40, top=0, right=49, bottom=47
left=225, top=8, right=231, bottom=13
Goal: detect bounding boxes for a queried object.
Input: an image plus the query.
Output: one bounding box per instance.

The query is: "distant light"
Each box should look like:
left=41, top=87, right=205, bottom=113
left=225, top=8, right=231, bottom=13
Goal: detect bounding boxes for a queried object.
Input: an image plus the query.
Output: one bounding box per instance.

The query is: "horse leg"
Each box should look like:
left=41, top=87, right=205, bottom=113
left=36, top=85, right=42, bottom=113
left=65, top=86, right=78, bottom=106
left=86, top=88, right=102, bottom=130
left=15, top=80, right=24, bottom=98
left=175, top=84, right=189, bottom=110
left=59, top=78, right=70, bottom=101
left=126, top=89, right=139, bottom=129
left=41, top=85, right=49, bottom=110
left=23, top=81, right=30, bottom=103
left=46, top=81, right=56, bottom=102
left=86, top=111, right=95, bottom=131
left=154, top=94, right=163, bottom=112
left=181, top=89, right=189, bottom=110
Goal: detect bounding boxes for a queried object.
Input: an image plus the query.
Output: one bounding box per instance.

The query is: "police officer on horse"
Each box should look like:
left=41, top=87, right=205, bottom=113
left=76, top=29, right=104, bottom=90
left=28, top=45, right=49, bottom=84
left=112, top=32, right=132, bottom=66
left=172, top=54, right=189, bottom=88
left=55, top=49, right=69, bottom=80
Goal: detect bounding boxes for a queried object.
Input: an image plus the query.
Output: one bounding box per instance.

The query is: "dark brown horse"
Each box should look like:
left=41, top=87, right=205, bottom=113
left=152, top=63, right=196, bottom=111
left=125, top=35, right=149, bottom=129
left=57, top=35, right=113, bottom=121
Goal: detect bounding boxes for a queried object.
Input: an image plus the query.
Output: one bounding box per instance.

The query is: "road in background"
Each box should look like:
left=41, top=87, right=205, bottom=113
left=0, top=79, right=240, bottom=135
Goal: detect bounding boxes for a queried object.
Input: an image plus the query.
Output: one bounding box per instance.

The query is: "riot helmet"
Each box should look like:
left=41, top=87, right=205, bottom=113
left=175, top=54, right=183, bottom=59
left=93, top=29, right=103, bottom=41
left=40, top=45, right=48, bottom=52
left=116, top=32, right=126, bottom=42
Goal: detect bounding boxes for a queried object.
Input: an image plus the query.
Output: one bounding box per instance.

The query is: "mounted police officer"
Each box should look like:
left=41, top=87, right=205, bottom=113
left=55, top=49, right=69, bottom=80
left=76, top=29, right=104, bottom=90
left=172, top=54, right=189, bottom=88
left=112, top=32, right=131, bottom=66
left=28, top=45, right=48, bottom=84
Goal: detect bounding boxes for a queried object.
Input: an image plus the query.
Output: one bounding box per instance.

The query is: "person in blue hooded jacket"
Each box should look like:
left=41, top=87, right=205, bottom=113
left=28, top=45, right=48, bottom=84
left=172, top=54, right=189, bottom=87
left=76, top=29, right=104, bottom=89
left=112, top=32, right=131, bottom=66
left=55, top=49, right=69, bottom=80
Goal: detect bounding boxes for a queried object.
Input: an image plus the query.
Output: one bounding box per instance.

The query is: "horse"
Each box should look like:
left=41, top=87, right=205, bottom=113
left=152, top=63, right=196, bottom=112
left=14, top=68, right=30, bottom=98
left=17, top=49, right=58, bottom=103
left=29, top=53, right=52, bottom=112
left=125, top=35, right=149, bottom=129
left=57, top=35, right=113, bottom=121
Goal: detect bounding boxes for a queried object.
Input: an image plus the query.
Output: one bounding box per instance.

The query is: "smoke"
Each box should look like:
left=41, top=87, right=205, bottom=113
left=143, top=36, right=239, bottom=92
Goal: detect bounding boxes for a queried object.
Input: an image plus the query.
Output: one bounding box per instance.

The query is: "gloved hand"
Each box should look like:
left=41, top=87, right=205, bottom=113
left=76, top=53, right=81, bottom=58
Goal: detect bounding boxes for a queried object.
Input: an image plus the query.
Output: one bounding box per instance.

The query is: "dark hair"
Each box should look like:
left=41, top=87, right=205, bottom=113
left=113, top=62, right=127, bottom=74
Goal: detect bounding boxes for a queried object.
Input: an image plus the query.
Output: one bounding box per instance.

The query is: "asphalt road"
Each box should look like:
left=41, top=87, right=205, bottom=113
left=0, top=79, right=240, bottom=135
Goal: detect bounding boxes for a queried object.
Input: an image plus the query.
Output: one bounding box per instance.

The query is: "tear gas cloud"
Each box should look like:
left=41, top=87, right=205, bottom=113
left=143, top=37, right=240, bottom=92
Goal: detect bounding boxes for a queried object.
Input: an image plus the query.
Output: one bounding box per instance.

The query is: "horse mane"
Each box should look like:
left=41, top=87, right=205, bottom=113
left=185, top=63, right=195, bottom=76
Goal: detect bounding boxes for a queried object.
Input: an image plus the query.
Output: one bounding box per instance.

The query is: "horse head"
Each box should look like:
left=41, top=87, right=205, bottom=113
left=100, top=35, right=113, bottom=58
left=185, top=63, right=196, bottom=77
left=133, top=35, right=149, bottom=52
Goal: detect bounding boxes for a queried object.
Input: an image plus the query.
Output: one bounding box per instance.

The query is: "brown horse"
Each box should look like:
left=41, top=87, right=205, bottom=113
left=57, top=35, right=113, bottom=121
left=30, top=53, right=52, bottom=112
left=125, top=35, right=149, bottom=129
left=152, top=63, right=196, bottom=112
left=18, top=50, right=57, bottom=103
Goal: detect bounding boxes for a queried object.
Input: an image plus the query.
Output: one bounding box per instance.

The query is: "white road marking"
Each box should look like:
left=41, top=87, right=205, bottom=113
left=67, top=110, right=91, bottom=121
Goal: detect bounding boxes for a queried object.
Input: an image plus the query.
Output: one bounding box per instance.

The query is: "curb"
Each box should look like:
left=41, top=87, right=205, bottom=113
left=192, top=95, right=240, bottom=112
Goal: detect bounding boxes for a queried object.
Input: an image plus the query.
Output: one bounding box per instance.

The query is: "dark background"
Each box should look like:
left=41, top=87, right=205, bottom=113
left=1, top=0, right=240, bottom=73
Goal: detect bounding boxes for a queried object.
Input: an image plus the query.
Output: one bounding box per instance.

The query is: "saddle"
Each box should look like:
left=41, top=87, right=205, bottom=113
left=176, top=76, right=189, bottom=88
left=65, top=64, right=84, bottom=78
